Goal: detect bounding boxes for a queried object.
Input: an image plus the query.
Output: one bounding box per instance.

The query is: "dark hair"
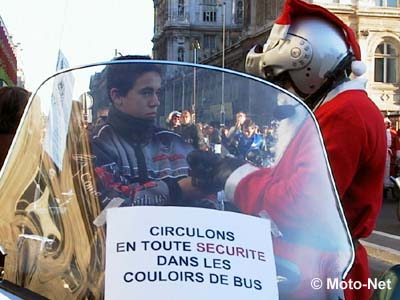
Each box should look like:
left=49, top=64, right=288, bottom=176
left=106, top=55, right=162, bottom=98
left=242, top=118, right=256, bottom=129
left=209, top=121, right=220, bottom=128
left=0, top=86, right=30, bottom=134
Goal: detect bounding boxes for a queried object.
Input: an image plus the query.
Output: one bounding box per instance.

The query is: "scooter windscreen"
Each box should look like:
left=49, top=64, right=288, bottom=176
left=0, top=60, right=353, bottom=300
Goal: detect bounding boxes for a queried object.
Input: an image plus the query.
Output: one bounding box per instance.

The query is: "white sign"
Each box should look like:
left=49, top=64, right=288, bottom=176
left=105, top=206, right=278, bottom=300
left=44, top=50, right=74, bottom=170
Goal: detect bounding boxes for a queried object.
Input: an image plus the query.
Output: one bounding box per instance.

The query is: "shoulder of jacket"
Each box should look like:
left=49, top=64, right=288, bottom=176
left=154, top=128, right=183, bottom=139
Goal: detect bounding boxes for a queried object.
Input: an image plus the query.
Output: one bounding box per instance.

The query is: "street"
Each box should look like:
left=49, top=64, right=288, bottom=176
left=375, top=198, right=400, bottom=236
left=362, top=198, right=400, bottom=279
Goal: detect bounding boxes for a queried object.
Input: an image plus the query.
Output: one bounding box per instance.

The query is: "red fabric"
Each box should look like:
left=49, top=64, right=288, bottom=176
left=0, top=24, right=17, bottom=84
left=234, top=118, right=333, bottom=229
left=0, top=25, right=16, bottom=62
left=233, top=117, right=348, bottom=299
left=315, top=90, right=386, bottom=300
left=344, top=245, right=371, bottom=300
left=275, top=0, right=361, bottom=60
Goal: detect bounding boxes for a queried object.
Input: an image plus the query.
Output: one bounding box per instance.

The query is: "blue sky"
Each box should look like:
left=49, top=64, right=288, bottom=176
left=1, top=0, right=154, bottom=91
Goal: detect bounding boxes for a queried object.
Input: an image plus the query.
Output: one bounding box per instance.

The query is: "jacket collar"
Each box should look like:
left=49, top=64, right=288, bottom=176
left=314, top=77, right=368, bottom=111
left=107, top=106, right=155, bottom=142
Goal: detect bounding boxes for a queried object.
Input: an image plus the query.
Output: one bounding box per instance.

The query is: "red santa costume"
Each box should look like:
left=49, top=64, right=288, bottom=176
left=314, top=78, right=386, bottom=300
left=224, top=98, right=351, bottom=300
left=224, top=85, right=385, bottom=300
left=230, top=0, right=387, bottom=299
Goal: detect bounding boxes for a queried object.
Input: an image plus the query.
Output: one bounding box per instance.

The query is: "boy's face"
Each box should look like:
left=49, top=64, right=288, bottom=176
left=111, top=71, right=162, bottom=120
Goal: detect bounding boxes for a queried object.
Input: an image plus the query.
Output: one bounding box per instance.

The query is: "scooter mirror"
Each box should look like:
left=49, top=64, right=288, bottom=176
left=372, top=264, right=400, bottom=300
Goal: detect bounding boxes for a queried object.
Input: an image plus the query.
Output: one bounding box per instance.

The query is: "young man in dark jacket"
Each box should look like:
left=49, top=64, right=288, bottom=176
left=179, top=110, right=207, bottom=150
left=91, top=56, right=198, bottom=208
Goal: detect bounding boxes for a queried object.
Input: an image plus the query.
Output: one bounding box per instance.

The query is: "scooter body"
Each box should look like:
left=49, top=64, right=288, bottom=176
left=0, top=60, right=387, bottom=299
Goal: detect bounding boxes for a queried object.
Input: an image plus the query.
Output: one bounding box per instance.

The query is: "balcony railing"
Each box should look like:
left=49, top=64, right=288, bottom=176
left=165, top=12, right=190, bottom=26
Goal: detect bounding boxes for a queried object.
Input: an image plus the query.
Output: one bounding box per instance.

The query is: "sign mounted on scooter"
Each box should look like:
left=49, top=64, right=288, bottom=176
left=105, top=206, right=278, bottom=300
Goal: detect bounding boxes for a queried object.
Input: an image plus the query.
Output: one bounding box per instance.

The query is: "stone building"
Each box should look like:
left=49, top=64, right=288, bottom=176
left=153, top=0, right=244, bottom=63
left=153, top=0, right=400, bottom=122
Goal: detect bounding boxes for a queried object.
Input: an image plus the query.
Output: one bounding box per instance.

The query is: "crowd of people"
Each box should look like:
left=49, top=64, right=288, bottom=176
left=166, top=109, right=279, bottom=167
left=168, top=106, right=400, bottom=203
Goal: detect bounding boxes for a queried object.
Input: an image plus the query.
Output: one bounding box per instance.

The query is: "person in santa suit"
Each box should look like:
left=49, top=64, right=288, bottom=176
left=384, top=117, right=400, bottom=189
left=189, top=0, right=386, bottom=299
left=189, top=96, right=350, bottom=300
left=246, top=1, right=387, bottom=299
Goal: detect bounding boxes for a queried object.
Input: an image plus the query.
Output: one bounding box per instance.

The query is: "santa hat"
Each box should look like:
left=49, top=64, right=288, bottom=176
left=384, top=117, right=391, bottom=124
left=265, top=0, right=366, bottom=76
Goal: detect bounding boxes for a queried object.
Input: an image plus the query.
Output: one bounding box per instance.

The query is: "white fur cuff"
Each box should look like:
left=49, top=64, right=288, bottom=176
left=224, top=164, right=259, bottom=202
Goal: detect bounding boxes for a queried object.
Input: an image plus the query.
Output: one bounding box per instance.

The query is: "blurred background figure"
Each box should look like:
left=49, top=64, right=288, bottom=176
left=223, top=111, right=247, bottom=154
left=0, top=86, right=30, bottom=169
left=261, top=125, right=277, bottom=166
left=179, top=110, right=207, bottom=150
left=204, top=122, right=222, bottom=153
left=235, top=119, right=263, bottom=164
left=227, top=111, right=246, bottom=139
left=166, top=110, right=181, bottom=132
left=261, top=125, right=274, bottom=151
left=218, top=126, right=232, bottom=156
left=384, top=117, right=400, bottom=190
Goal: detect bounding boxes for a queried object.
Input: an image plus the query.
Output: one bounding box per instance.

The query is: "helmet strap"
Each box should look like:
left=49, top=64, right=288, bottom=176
left=304, top=52, right=354, bottom=110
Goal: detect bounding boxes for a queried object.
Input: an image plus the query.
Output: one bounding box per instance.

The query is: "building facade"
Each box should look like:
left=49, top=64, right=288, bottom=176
left=153, top=0, right=244, bottom=64
left=0, top=16, right=17, bottom=87
left=153, top=0, right=400, bottom=119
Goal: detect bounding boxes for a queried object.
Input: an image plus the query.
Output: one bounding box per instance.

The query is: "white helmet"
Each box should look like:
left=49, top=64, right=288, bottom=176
left=246, top=16, right=351, bottom=96
left=245, top=0, right=366, bottom=106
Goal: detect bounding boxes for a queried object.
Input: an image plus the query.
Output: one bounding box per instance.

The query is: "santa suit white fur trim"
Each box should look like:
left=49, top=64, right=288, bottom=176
left=272, top=94, right=308, bottom=166
left=315, top=78, right=367, bottom=111
left=224, top=163, right=259, bottom=202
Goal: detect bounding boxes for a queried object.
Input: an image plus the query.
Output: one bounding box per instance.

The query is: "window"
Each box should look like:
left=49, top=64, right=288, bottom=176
left=203, top=11, right=217, bottom=22
left=236, top=1, right=243, bottom=23
left=203, top=35, right=216, bottom=49
left=178, top=48, right=185, bottom=62
left=256, top=0, right=266, bottom=25
left=266, top=0, right=284, bottom=19
left=178, top=0, right=185, bottom=17
left=202, top=0, right=217, bottom=22
left=375, top=0, right=399, bottom=6
left=374, top=42, right=398, bottom=83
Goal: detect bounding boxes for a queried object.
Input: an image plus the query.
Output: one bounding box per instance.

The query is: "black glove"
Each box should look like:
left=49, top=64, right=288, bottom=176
left=186, top=150, right=219, bottom=192
left=187, top=150, right=246, bottom=194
